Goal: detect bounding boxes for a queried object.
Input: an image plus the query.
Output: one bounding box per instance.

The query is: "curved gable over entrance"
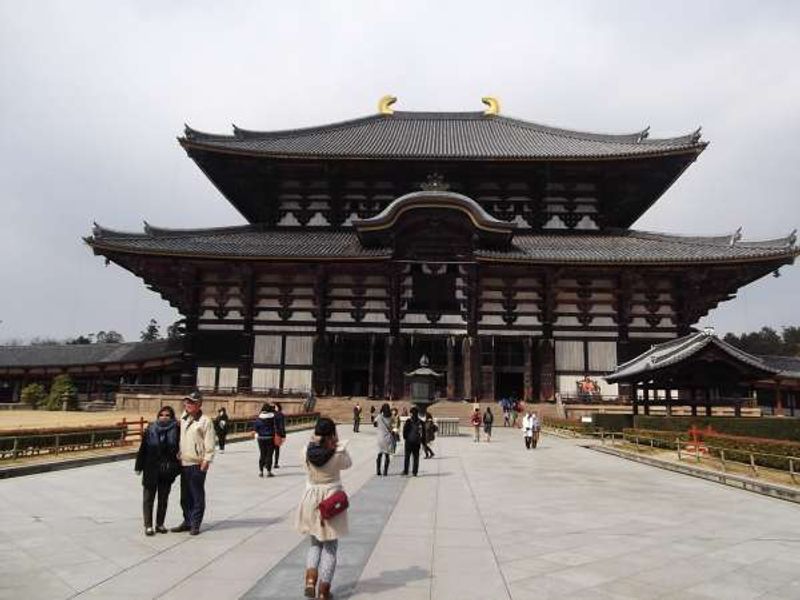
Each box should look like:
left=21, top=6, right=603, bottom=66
left=352, top=191, right=515, bottom=259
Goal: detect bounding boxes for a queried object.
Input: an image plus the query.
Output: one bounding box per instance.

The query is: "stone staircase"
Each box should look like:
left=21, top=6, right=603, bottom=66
left=79, top=399, right=118, bottom=412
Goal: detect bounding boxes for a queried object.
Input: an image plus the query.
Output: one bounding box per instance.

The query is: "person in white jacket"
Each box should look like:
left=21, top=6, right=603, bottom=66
left=171, top=391, right=216, bottom=535
left=522, top=411, right=536, bottom=450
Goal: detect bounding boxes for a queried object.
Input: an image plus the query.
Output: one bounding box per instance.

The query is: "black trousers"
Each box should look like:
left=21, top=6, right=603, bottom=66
left=525, top=436, right=532, bottom=449
left=403, top=443, right=420, bottom=475
left=142, top=479, right=173, bottom=528
left=353, top=418, right=360, bottom=433
left=258, top=438, right=275, bottom=473
left=179, top=465, right=207, bottom=528
left=217, top=432, right=227, bottom=450
left=273, top=444, right=281, bottom=467
left=423, top=442, right=434, bottom=458
left=376, top=452, right=390, bottom=475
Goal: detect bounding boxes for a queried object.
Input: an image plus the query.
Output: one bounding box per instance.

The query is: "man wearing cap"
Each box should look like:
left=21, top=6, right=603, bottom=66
left=171, top=391, right=216, bottom=535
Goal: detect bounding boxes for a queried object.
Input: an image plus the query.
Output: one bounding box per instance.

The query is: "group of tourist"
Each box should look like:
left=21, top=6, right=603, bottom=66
left=134, top=393, right=541, bottom=598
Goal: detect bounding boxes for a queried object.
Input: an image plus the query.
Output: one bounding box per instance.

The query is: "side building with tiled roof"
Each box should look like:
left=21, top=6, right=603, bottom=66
left=84, top=98, right=799, bottom=402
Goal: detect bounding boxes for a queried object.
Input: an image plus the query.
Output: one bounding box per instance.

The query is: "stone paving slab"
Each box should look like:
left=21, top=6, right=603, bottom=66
left=2, top=425, right=800, bottom=599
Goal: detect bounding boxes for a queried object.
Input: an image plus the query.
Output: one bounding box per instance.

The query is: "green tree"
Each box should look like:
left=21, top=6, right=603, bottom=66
left=166, top=320, right=183, bottom=340
left=67, top=335, right=93, bottom=345
left=46, top=374, right=78, bottom=410
left=140, top=319, right=161, bottom=342
left=781, top=326, right=800, bottom=356
left=20, top=383, right=47, bottom=409
left=96, top=330, right=124, bottom=344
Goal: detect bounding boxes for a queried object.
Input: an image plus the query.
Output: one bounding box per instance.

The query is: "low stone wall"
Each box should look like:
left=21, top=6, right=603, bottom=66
left=116, top=393, right=306, bottom=418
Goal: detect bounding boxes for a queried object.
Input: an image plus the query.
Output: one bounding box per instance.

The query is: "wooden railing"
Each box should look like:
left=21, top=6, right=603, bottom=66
left=0, top=412, right=321, bottom=462
left=595, top=430, right=799, bottom=484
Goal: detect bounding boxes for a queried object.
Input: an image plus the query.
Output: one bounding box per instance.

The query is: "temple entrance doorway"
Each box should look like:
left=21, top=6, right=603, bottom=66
left=495, top=372, right=524, bottom=401
left=341, top=369, right=369, bottom=396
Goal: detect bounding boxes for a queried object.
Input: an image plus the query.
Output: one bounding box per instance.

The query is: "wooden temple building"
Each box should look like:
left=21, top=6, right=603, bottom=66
left=84, top=97, right=799, bottom=402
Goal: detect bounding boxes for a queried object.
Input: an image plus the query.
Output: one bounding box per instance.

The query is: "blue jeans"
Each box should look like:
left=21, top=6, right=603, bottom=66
left=180, top=465, right=207, bottom=528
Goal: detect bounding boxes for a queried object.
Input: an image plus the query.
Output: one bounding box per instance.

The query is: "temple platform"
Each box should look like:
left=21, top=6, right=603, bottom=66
left=2, top=426, right=799, bottom=599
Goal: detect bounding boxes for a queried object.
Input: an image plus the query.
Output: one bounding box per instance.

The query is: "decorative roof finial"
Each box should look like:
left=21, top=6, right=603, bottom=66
left=788, top=228, right=797, bottom=247
left=421, top=172, right=450, bottom=191
left=481, top=96, right=500, bottom=115
left=703, top=326, right=715, bottom=336
left=729, top=226, right=742, bottom=247
left=419, top=354, right=429, bottom=367
left=378, top=95, right=397, bottom=115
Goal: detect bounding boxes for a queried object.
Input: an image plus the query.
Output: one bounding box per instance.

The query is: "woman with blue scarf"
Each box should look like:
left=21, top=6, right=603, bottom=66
left=135, top=405, right=181, bottom=535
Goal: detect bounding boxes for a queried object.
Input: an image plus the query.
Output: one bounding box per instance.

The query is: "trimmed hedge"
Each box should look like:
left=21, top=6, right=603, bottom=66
left=542, top=417, right=594, bottom=434
left=592, top=414, right=634, bottom=432
left=633, top=416, right=800, bottom=442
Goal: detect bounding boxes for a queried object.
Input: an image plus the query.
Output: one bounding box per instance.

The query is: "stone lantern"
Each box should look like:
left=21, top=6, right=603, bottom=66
left=404, top=355, right=442, bottom=416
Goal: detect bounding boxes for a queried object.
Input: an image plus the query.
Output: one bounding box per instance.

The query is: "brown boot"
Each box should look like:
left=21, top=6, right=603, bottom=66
left=318, top=581, right=333, bottom=599
left=304, top=568, right=318, bottom=598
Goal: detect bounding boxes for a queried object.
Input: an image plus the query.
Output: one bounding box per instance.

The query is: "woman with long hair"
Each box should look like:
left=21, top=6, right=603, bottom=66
left=295, top=418, right=351, bottom=599
left=375, top=403, right=394, bottom=476
left=135, top=405, right=180, bottom=535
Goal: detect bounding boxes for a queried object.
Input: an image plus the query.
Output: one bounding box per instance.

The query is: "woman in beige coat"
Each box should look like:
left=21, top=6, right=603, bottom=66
left=295, top=417, right=351, bottom=599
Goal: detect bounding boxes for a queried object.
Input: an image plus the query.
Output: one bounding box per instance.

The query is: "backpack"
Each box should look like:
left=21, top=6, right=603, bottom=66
left=406, top=419, right=423, bottom=445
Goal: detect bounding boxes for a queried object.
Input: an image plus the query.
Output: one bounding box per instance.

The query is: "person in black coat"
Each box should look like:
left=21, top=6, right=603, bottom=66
left=214, top=407, right=230, bottom=452
left=135, top=405, right=180, bottom=535
left=402, top=407, right=424, bottom=476
left=272, top=402, right=287, bottom=469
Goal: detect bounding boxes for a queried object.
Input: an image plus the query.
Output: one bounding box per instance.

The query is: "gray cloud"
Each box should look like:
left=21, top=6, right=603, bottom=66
left=1, top=0, right=798, bottom=341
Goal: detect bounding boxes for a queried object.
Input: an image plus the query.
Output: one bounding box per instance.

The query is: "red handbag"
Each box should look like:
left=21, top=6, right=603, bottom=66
left=318, top=490, right=349, bottom=521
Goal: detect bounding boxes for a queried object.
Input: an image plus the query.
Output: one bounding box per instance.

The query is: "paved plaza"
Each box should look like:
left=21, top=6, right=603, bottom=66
left=1, top=426, right=799, bottom=600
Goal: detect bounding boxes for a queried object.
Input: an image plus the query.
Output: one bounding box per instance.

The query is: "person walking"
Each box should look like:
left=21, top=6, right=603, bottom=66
left=390, top=407, right=401, bottom=444
left=295, top=418, right=351, bottom=600
left=501, top=397, right=510, bottom=427
left=470, top=406, right=482, bottom=442
left=511, top=397, right=520, bottom=427
left=135, top=405, right=180, bottom=536
left=273, top=402, right=287, bottom=469
left=171, top=391, right=216, bottom=535
left=402, top=407, right=424, bottom=476
left=213, top=407, right=230, bottom=452
left=369, top=405, right=376, bottom=427
left=531, top=412, right=541, bottom=449
left=352, top=402, right=362, bottom=433
left=422, top=413, right=438, bottom=458
left=522, top=410, right=535, bottom=450
left=375, top=403, right=394, bottom=476
left=254, top=403, right=277, bottom=477
left=483, top=406, right=494, bottom=442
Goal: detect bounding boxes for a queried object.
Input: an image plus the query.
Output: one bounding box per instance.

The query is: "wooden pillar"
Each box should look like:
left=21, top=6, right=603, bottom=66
left=238, top=270, right=256, bottom=392
left=705, top=388, right=712, bottom=416
left=690, top=387, right=698, bottom=416
left=643, top=385, right=650, bottom=416
left=665, top=387, right=673, bottom=416
left=179, top=268, right=200, bottom=389
left=538, top=339, right=555, bottom=402
left=463, top=337, right=475, bottom=401
left=384, top=336, right=393, bottom=399
left=632, top=383, right=639, bottom=415
left=774, top=380, right=784, bottom=416
left=523, top=337, right=534, bottom=403
left=367, top=334, right=375, bottom=398
left=446, top=336, right=456, bottom=400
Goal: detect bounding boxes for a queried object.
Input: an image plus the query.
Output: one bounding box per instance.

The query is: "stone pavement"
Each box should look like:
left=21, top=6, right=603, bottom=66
left=1, top=426, right=800, bottom=599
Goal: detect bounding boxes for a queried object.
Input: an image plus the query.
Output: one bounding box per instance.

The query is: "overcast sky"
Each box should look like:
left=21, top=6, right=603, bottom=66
left=1, top=0, right=798, bottom=343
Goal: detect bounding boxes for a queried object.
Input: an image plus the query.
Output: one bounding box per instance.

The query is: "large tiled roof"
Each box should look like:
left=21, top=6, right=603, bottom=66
left=86, top=224, right=798, bottom=265
left=0, top=339, right=183, bottom=369
left=180, top=111, right=706, bottom=160
left=605, top=331, right=778, bottom=383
